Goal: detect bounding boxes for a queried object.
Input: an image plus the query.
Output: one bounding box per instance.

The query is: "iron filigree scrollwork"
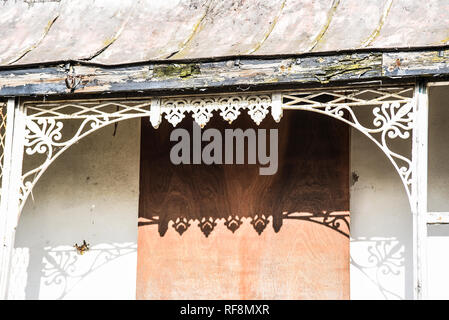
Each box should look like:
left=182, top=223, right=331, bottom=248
left=20, top=115, right=109, bottom=207
left=0, top=101, right=7, bottom=196
left=18, top=93, right=277, bottom=212
left=19, top=100, right=156, bottom=210
left=156, top=94, right=273, bottom=128
left=18, top=86, right=415, bottom=218
left=283, top=87, right=415, bottom=203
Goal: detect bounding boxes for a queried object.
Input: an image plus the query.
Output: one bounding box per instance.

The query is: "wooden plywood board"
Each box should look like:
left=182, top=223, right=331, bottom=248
left=137, top=111, right=349, bottom=299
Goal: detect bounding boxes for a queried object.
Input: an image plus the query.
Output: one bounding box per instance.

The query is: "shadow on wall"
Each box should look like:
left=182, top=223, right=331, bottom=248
left=10, top=243, right=136, bottom=300
left=138, top=111, right=350, bottom=238
left=10, top=119, right=140, bottom=300
left=350, top=126, right=413, bottom=300
left=350, top=238, right=405, bottom=300
left=140, top=211, right=350, bottom=238
left=9, top=105, right=418, bottom=299
left=350, top=85, right=449, bottom=300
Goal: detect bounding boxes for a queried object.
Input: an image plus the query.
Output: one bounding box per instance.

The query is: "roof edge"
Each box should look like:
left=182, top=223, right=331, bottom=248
left=1, top=45, right=449, bottom=71
left=0, top=47, right=448, bottom=97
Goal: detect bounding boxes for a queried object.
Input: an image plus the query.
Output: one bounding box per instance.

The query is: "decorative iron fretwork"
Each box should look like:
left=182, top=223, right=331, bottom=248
left=156, top=94, right=273, bottom=128
left=17, top=86, right=415, bottom=215
left=19, top=99, right=152, bottom=210
left=0, top=102, right=6, bottom=203
left=282, top=87, right=414, bottom=201
left=18, top=93, right=277, bottom=212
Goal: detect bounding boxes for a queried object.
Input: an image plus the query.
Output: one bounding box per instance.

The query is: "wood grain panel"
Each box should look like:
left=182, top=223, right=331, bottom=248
left=139, top=110, right=349, bottom=233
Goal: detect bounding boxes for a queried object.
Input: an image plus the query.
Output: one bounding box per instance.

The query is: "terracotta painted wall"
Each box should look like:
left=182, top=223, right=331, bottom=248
left=137, top=218, right=348, bottom=299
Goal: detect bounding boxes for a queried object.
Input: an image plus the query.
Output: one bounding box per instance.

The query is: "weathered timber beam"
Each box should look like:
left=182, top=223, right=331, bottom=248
left=384, top=49, right=449, bottom=77
left=0, top=49, right=448, bottom=97
left=0, top=53, right=381, bottom=96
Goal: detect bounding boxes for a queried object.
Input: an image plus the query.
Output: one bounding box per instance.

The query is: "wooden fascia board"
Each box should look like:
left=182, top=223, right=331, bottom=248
left=0, top=49, right=448, bottom=97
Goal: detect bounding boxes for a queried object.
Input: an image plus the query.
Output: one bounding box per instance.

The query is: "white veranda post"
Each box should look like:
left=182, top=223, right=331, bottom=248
left=0, top=84, right=428, bottom=299
left=411, top=82, right=429, bottom=300
left=0, top=98, right=25, bottom=299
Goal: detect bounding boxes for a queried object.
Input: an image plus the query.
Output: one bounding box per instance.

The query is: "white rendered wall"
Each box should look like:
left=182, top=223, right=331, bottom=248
left=350, top=85, right=449, bottom=300
left=10, top=118, right=141, bottom=300
left=426, top=86, right=449, bottom=300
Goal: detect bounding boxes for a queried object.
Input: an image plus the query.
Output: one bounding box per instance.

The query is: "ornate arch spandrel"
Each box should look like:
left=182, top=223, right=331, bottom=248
left=282, top=87, right=415, bottom=203
left=18, top=86, right=415, bottom=228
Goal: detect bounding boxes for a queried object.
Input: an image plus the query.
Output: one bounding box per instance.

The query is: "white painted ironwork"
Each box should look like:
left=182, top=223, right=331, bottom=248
left=20, top=99, right=152, bottom=212
left=157, top=94, right=273, bottom=128
left=411, top=82, right=429, bottom=300
left=0, top=100, right=8, bottom=299
left=0, top=101, right=6, bottom=200
left=0, top=98, right=26, bottom=299
left=17, top=87, right=416, bottom=214
left=0, top=85, right=428, bottom=299
left=283, top=87, right=415, bottom=204
left=17, top=93, right=274, bottom=212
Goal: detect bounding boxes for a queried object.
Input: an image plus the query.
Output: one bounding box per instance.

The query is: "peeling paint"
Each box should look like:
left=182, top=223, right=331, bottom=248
left=313, top=54, right=381, bottom=83
left=153, top=64, right=201, bottom=79
left=0, top=48, right=448, bottom=97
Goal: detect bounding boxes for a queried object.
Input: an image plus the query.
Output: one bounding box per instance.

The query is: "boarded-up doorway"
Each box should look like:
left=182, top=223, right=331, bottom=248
left=137, top=110, right=350, bottom=299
